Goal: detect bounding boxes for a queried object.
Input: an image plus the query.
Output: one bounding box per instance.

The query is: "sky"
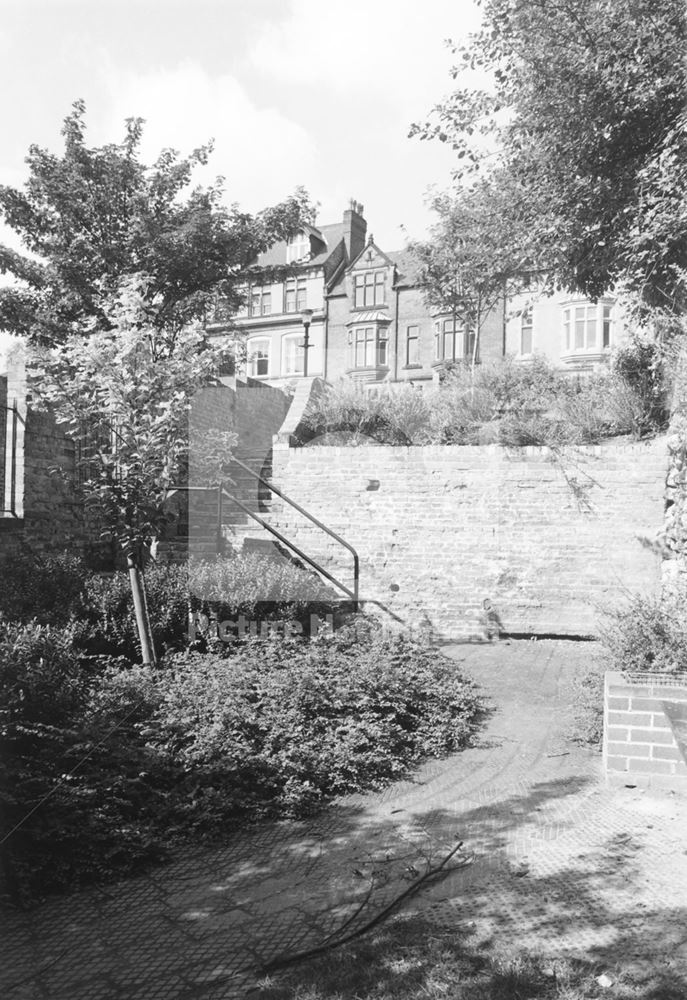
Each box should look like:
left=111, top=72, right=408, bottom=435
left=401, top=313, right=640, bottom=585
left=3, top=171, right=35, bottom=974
left=0, top=0, right=482, bottom=357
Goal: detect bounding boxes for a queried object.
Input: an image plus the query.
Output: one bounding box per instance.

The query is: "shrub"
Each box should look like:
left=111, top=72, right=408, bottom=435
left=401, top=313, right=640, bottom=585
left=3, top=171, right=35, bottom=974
left=1, top=614, right=483, bottom=901
left=612, top=335, right=670, bottom=436
left=151, top=621, right=483, bottom=826
left=188, top=553, right=337, bottom=610
left=301, top=356, right=657, bottom=448
left=599, top=583, right=687, bottom=675
left=81, top=562, right=192, bottom=659
left=0, top=550, right=87, bottom=624
left=568, top=660, right=606, bottom=748
left=0, top=621, right=166, bottom=902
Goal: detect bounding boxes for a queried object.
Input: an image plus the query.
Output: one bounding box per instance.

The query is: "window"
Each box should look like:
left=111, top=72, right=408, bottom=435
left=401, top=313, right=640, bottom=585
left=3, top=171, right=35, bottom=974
left=283, top=334, right=305, bottom=375
left=353, top=271, right=385, bottom=308
left=602, top=304, right=612, bottom=348
left=465, top=330, right=476, bottom=360
left=286, top=231, right=310, bottom=263
left=563, top=302, right=613, bottom=352
left=249, top=287, right=271, bottom=317
left=434, top=318, right=458, bottom=361
left=348, top=326, right=389, bottom=369
left=247, top=338, right=270, bottom=377
left=405, top=325, right=420, bottom=366
left=284, top=277, right=307, bottom=313
left=520, top=307, right=533, bottom=355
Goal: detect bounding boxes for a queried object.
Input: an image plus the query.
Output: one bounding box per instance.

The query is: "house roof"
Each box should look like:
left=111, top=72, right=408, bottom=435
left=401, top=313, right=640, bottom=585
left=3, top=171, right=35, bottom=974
left=253, top=222, right=347, bottom=270
left=386, top=249, right=422, bottom=286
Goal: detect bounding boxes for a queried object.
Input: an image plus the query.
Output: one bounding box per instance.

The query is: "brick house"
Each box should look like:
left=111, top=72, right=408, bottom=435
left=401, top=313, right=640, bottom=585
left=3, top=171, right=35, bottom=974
left=206, top=201, right=503, bottom=388
left=206, top=200, right=628, bottom=386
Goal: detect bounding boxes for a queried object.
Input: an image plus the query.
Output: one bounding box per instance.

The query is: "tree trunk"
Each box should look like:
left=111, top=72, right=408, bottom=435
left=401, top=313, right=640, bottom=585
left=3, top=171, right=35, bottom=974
left=126, top=551, right=157, bottom=666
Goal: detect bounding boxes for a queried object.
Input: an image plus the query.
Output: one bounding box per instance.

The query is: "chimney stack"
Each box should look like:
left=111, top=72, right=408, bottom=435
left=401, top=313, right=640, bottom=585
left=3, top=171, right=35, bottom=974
left=343, top=199, right=367, bottom=261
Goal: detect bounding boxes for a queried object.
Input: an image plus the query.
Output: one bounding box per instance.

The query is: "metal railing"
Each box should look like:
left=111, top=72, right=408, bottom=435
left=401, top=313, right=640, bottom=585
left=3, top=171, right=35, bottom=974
left=228, top=455, right=359, bottom=609
left=167, top=467, right=359, bottom=611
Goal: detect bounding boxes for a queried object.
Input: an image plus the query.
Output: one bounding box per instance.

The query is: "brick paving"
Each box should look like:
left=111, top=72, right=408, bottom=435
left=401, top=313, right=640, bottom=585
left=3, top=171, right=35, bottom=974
left=1, top=639, right=687, bottom=998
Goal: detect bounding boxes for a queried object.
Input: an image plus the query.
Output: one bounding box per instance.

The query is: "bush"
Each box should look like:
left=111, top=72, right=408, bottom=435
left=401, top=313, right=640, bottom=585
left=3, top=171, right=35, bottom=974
left=0, top=550, right=87, bottom=624
left=302, top=356, right=657, bottom=448
left=568, top=660, right=606, bottom=748
left=0, top=621, right=166, bottom=902
left=0, top=614, right=484, bottom=902
left=600, top=583, right=687, bottom=675
left=612, top=335, right=670, bottom=436
left=152, top=621, right=483, bottom=826
left=188, top=553, right=337, bottom=610
left=82, top=562, right=192, bottom=659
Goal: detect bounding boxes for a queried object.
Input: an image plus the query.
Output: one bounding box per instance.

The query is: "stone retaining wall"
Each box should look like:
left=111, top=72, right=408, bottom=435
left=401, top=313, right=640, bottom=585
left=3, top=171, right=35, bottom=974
left=603, top=671, right=687, bottom=792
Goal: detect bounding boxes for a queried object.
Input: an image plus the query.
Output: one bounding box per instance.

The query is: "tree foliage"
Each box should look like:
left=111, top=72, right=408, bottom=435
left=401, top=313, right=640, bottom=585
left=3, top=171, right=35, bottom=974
left=410, top=0, right=687, bottom=316
left=29, top=278, right=235, bottom=558
left=0, top=100, right=313, bottom=344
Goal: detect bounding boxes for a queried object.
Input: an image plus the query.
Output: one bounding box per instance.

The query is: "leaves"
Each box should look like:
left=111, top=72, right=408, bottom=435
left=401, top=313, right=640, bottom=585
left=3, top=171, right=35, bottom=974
left=411, top=1, right=687, bottom=316
left=0, top=101, right=314, bottom=343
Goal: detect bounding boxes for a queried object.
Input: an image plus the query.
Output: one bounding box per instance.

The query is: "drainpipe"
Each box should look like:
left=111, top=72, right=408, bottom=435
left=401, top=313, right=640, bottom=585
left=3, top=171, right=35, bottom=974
left=394, top=284, right=400, bottom=382
left=323, top=293, right=329, bottom=382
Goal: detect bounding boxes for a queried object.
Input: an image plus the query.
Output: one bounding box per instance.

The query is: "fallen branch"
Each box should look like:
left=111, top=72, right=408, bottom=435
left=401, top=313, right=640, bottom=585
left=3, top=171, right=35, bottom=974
left=260, top=840, right=472, bottom=975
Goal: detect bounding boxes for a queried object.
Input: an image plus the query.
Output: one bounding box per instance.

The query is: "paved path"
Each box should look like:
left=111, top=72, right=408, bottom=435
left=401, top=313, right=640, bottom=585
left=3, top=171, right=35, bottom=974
left=2, top=640, right=687, bottom=998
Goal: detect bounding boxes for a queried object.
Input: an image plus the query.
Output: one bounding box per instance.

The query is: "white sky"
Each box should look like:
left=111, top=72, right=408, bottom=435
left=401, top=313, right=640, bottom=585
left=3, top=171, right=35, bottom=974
left=0, top=0, right=482, bottom=360
left=0, top=0, right=483, bottom=243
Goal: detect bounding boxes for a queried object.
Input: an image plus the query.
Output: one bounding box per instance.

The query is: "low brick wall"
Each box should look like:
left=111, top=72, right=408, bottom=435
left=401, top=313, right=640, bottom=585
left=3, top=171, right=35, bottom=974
left=603, top=671, right=687, bottom=792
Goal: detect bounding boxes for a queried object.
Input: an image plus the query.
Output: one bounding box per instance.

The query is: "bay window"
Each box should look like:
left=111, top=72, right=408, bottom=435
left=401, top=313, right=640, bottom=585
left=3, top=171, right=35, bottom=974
left=348, top=326, right=389, bottom=369
left=563, top=302, right=613, bottom=353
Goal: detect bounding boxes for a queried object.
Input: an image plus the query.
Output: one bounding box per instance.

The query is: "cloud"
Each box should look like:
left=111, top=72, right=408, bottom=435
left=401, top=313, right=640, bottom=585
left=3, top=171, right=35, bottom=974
left=100, top=60, right=323, bottom=212
left=246, top=0, right=480, bottom=111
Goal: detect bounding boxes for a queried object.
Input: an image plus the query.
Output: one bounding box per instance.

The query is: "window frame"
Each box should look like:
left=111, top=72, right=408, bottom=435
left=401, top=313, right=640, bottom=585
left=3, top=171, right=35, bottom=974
left=247, top=337, right=271, bottom=378
left=405, top=325, right=420, bottom=367
left=562, top=300, right=613, bottom=354
left=282, top=333, right=306, bottom=376
left=284, top=277, right=307, bottom=314
left=353, top=271, right=386, bottom=309
left=286, top=231, right=310, bottom=264
left=520, top=306, right=533, bottom=355
left=347, top=325, right=389, bottom=370
left=249, top=286, right=272, bottom=318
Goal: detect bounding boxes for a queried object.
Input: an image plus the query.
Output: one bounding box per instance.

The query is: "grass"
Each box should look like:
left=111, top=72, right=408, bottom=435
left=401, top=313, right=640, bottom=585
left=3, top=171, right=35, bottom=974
left=255, top=911, right=685, bottom=999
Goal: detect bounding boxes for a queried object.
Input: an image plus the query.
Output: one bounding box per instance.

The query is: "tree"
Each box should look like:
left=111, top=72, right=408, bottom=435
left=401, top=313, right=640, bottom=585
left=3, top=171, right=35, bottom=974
left=5, top=103, right=313, bottom=662
left=29, top=278, right=237, bottom=665
left=410, top=0, right=687, bottom=317
left=408, top=182, right=526, bottom=371
left=0, top=100, right=313, bottom=345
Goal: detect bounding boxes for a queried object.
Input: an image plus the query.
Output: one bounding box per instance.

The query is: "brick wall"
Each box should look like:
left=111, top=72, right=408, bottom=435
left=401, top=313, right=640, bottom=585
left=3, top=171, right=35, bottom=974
left=269, top=438, right=667, bottom=638
left=603, top=671, right=687, bottom=792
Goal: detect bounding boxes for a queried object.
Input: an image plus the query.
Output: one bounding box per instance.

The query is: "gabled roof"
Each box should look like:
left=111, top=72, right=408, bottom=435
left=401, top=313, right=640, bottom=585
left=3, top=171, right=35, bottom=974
left=348, top=239, right=397, bottom=271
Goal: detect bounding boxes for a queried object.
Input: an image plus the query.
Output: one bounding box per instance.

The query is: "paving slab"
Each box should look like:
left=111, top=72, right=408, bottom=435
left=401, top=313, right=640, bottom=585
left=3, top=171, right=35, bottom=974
left=1, top=640, right=686, bottom=998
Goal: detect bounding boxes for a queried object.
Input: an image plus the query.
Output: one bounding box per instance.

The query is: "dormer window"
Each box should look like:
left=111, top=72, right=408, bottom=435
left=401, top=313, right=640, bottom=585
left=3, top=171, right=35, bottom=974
left=286, top=231, right=310, bottom=263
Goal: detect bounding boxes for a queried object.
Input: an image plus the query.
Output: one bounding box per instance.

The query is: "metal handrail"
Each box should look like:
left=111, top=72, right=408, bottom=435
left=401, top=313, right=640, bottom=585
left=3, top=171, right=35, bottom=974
left=165, top=480, right=359, bottom=609
left=220, top=487, right=357, bottom=604
left=229, top=455, right=359, bottom=607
